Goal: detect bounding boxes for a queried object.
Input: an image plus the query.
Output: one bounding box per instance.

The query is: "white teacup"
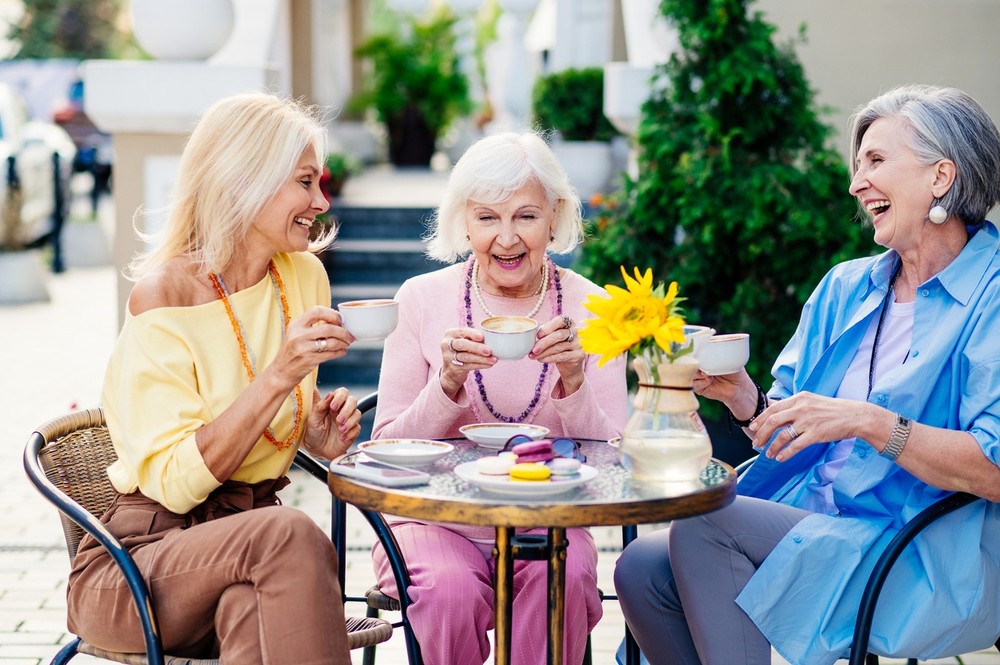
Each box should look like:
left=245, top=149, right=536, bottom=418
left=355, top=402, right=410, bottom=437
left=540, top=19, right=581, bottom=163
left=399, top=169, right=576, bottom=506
left=338, top=299, right=399, bottom=340
left=698, top=333, right=750, bottom=376
left=682, top=325, right=717, bottom=358
left=480, top=316, right=539, bottom=360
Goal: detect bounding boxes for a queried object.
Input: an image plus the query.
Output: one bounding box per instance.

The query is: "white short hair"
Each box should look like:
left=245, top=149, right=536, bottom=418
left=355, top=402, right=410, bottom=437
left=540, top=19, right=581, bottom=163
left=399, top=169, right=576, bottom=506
left=425, top=131, right=584, bottom=263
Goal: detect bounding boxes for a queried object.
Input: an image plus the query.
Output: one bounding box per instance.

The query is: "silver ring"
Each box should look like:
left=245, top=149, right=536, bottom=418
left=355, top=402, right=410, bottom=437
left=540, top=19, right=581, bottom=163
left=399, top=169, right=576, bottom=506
left=316, top=338, right=328, bottom=353
left=450, top=357, right=465, bottom=367
left=449, top=338, right=459, bottom=353
left=566, top=328, right=575, bottom=343
left=562, top=315, right=574, bottom=330
left=786, top=424, right=799, bottom=439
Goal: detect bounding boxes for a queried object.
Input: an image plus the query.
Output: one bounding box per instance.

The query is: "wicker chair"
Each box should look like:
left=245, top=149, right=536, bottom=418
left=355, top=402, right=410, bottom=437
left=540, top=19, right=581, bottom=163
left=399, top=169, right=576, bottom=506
left=23, top=407, right=392, bottom=665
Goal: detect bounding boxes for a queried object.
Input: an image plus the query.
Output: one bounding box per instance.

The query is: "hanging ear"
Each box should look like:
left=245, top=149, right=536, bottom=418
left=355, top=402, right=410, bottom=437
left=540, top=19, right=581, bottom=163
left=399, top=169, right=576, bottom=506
left=931, top=159, right=957, bottom=198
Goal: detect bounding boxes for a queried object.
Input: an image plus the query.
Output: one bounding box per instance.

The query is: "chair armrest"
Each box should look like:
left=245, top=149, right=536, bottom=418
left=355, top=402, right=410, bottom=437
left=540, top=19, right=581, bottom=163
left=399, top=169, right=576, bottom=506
left=23, top=433, right=166, bottom=665
left=848, top=491, right=981, bottom=665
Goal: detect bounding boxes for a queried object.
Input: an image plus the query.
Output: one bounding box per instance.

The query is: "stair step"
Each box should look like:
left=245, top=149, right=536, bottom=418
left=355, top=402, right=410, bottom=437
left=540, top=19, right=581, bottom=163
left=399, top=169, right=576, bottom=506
left=330, top=206, right=434, bottom=240
left=330, top=284, right=399, bottom=304
left=321, top=248, right=440, bottom=285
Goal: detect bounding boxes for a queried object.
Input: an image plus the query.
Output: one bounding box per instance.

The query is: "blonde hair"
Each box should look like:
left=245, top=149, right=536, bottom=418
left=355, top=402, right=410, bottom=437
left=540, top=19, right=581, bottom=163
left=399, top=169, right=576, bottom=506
left=127, top=92, right=332, bottom=279
left=425, top=131, right=583, bottom=263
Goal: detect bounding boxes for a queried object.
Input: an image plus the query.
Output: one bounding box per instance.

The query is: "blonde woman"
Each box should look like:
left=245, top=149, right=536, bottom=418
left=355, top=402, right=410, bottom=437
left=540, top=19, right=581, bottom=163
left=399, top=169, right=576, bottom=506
left=66, top=93, right=361, bottom=665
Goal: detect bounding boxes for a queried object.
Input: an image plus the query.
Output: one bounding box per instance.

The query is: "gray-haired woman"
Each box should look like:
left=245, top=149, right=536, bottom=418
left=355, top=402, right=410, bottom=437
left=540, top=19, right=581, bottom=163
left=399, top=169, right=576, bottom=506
left=616, top=84, right=1000, bottom=664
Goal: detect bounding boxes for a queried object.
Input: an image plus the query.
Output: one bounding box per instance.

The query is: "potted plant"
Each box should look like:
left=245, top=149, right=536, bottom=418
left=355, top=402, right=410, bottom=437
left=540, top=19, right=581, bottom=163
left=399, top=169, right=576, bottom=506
left=350, top=4, right=473, bottom=167
left=320, top=152, right=361, bottom=201
left=531, top=67, right=620, bottom=197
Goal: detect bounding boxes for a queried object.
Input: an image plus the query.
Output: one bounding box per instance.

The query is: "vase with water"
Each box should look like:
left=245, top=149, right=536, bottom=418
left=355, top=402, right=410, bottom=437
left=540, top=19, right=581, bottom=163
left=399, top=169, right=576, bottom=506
left=619, top=353, right=712, bottom=482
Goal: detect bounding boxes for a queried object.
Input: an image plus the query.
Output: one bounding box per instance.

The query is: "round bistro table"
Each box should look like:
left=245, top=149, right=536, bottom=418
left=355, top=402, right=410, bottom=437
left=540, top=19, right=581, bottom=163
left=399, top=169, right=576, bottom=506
left=328, top=438, right=737, bottom=665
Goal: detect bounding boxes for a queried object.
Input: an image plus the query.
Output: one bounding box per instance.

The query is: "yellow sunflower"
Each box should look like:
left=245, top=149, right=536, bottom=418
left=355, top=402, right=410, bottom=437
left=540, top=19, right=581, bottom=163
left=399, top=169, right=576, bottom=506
left=579, top=266, right=687, bottom=367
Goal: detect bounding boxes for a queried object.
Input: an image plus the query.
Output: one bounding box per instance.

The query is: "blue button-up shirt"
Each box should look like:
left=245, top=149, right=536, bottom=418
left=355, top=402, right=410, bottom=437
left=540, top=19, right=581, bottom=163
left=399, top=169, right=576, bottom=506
left=735, top=221, right=1000, bottom=664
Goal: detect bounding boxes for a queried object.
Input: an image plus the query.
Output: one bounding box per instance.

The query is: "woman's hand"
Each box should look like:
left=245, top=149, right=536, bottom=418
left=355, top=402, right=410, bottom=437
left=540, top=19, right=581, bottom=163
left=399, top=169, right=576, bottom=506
left=302, top=387, right=360, bottom=458
left=692, top=369, right=751, bottom=405
left=749, top=391, right=878, bottom=462
left=440, top=327, right=495, bottom=399
left=531, top=315, right=586, bottom=397
left=267, top=306, right=353, bottom=390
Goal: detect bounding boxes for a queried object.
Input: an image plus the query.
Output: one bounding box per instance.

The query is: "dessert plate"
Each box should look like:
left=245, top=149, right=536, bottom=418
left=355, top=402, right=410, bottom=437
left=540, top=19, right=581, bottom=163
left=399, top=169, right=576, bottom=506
left=454, top=461, right=597, bottom=497
left=458, top=423, right=550, bottom=450
left=356, top=439, right=454, bottom=466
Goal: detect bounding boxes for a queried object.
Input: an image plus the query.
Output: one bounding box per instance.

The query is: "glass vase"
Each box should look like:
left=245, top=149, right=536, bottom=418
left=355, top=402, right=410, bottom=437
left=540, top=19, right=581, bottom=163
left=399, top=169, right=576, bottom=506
left=619, top=354, right=712, bottom=482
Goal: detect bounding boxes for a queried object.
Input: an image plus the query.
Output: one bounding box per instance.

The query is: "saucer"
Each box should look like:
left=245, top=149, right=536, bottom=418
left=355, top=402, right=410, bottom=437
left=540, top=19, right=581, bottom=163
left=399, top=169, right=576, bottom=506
left=454, top=461, right=597, bottom=497
left=458, top=423, right=550, bottom=450
left=356, top=439, right=454, bottom=466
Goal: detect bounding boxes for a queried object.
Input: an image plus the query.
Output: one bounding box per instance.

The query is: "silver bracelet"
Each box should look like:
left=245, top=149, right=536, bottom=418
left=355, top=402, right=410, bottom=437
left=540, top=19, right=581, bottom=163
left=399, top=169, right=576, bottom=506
left=880, top=413, right=912, bottom=461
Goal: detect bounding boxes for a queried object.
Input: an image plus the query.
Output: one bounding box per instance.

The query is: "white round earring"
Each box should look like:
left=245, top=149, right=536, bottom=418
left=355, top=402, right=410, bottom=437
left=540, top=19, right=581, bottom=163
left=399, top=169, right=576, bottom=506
left=928, top=205, right=948, bottom=224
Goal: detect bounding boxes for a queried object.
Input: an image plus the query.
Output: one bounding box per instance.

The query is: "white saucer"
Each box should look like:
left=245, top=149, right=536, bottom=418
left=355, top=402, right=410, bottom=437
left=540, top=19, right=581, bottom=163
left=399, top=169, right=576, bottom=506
left=356, top=439, right=454, bottom=466
left=454, top=461, right=597, bottom=497
left=458, top=423, right=550, bottom=450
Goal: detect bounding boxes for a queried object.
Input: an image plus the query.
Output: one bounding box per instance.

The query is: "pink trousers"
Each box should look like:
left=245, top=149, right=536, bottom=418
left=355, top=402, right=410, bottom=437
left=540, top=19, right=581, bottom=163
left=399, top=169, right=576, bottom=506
left=373, top=522, right=603, bottom=665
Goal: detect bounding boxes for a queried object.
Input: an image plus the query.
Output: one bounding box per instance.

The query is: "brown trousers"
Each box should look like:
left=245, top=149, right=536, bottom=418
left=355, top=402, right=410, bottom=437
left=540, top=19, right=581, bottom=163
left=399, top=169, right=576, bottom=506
left=67, top=478, right=350, bottom=665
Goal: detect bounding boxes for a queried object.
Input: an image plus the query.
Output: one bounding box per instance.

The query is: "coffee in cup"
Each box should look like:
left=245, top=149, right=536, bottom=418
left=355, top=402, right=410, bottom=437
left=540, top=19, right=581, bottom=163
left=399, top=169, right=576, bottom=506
left=480, top=316, right=539, bottom=360
left=338, top=299, right=399, bottom=340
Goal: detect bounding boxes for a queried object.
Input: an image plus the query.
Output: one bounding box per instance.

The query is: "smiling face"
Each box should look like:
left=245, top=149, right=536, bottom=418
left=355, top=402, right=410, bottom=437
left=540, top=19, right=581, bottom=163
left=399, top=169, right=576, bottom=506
left=466, top=179, right=556, bottom=297
left=849, top=116, right=941, bottom=250
left=246, top=147, right=329, bottom=256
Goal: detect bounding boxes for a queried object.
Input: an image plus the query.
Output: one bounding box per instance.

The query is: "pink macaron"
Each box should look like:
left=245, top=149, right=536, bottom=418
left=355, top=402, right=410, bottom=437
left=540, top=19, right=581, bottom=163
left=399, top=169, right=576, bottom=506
left=511, top=439, right=554, bottom=464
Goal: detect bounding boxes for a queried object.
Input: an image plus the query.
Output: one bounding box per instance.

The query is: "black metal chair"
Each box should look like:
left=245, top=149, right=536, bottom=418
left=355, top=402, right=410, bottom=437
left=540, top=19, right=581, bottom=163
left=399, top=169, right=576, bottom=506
left=293, top=391, right=423, bottom=665
left=24, top=407, right=392, bottom=665
left=734, top=455, right=998, bottom=665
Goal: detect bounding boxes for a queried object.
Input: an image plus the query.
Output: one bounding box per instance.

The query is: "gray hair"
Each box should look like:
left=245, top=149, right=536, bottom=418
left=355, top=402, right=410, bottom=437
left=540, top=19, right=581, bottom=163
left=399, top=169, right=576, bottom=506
left=425, top=131, right=583, bottom=263
left=849, top=85, right=1000, bottom=228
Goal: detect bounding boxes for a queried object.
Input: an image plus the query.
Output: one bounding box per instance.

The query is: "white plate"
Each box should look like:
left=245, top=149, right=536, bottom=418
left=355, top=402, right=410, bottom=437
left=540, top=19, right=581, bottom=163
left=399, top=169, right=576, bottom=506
left=458, top=423, right=550, bottom=450
left=454, top=461, right=597, bottom=497
left=356, top=439, right=454, bottom=466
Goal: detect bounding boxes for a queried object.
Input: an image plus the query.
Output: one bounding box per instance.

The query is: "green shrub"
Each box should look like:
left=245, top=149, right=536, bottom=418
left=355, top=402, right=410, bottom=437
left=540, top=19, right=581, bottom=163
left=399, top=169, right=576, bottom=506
left=350, top=5, right=472, bottom=144
left=576, top=0, right=875, bottom=403
left=531, top=67, right=618, bottom=142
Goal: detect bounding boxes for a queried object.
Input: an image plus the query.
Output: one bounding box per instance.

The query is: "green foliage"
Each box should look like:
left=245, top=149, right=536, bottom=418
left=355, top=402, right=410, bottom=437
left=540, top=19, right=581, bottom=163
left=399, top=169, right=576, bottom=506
left=350, top=5, right=472, bottom=141
left=576, top=0, right=875, bottom=399
left=8, top=0, right=137, bottom=59
left=531, top=67, right=618, bottom=142
left=324, top=153, right=361, bottom=181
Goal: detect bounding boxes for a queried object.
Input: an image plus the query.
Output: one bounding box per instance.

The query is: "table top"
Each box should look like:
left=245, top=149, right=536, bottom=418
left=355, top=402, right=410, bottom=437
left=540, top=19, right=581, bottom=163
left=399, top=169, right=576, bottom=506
left=328, top=439, right=737, bottom=528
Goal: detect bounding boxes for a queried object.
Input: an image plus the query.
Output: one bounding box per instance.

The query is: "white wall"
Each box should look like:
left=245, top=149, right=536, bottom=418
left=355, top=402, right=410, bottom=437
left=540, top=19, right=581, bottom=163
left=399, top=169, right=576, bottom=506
left=755, top=0, right=1000, bottom=160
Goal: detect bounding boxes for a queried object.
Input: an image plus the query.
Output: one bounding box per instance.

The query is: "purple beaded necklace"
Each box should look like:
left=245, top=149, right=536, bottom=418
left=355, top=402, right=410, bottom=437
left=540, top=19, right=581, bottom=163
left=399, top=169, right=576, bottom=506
left=464, top=257, right=563, bottom=423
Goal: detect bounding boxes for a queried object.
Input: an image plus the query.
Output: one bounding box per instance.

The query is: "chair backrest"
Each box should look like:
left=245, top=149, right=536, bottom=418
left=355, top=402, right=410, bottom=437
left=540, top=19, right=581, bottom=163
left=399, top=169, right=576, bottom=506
left=32, top=408, right=118, bottom=560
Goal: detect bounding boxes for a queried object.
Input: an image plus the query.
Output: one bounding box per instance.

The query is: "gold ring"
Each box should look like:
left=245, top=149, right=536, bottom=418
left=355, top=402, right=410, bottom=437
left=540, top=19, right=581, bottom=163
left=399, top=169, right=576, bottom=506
left=316, top=338, right=328, bottom=353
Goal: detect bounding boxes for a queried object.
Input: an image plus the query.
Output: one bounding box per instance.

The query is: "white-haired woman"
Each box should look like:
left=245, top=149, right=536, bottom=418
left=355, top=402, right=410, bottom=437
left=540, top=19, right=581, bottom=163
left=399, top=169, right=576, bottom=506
left=616, top=85, right=1000, bottom=665
left=66, top=93, right=362, bottom=664
left=371, top=131, right=628, bottom=664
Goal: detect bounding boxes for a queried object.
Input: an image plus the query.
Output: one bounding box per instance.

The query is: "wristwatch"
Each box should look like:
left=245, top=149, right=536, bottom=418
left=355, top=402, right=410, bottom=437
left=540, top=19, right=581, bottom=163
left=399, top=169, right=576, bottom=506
left=880, top=413, right=912, bottom=461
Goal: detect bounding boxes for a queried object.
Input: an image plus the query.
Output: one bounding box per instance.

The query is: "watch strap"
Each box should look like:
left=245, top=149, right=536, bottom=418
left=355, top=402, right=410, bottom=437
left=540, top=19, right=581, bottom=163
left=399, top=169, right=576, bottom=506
left=880, top=413, right=912, bottom=461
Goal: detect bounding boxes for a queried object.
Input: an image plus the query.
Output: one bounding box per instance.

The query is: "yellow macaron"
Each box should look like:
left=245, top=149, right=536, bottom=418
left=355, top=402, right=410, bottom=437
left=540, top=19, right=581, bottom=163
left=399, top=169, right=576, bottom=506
left=509, top=463, right=552, bottom=482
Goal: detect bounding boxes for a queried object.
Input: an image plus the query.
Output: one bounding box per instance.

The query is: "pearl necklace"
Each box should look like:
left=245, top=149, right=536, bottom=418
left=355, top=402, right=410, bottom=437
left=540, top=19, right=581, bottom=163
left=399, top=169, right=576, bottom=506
left=472, top=259, right=549, bottom=319
left=463, top=256, right=563, bottom=423
left=209, top=261, right=303, bottom=450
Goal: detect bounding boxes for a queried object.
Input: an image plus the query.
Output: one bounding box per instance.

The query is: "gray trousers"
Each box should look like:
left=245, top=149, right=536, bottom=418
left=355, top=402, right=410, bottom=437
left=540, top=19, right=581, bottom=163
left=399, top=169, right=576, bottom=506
left=614, top=495, right=811, bottom=665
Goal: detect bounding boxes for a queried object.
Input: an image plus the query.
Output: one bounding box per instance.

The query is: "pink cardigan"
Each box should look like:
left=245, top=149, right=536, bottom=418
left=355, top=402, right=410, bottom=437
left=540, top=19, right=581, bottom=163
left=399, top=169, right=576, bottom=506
left=373, top=261, right=628, bottom=441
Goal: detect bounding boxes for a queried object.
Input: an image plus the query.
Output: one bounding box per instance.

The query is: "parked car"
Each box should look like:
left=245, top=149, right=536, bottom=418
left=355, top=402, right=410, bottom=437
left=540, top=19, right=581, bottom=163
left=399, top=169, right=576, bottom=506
left=0, top=82, right=76, bottom=256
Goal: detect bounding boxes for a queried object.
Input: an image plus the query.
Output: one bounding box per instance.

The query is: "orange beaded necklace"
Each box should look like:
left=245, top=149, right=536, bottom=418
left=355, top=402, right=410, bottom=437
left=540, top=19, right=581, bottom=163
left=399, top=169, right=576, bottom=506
left=209, top=260, right=303, bottom=450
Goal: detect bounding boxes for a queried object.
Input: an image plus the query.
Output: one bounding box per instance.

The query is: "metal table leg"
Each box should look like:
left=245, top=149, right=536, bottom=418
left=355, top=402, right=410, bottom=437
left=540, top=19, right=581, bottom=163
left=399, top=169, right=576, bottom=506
left=547, top=528, right=568, bottom=665
left=494, top=527, right=514, bottom=665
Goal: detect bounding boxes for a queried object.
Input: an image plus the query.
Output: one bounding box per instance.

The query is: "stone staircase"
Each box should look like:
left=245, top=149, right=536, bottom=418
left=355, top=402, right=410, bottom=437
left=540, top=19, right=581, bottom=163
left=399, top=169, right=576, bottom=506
left=318, top=204, right=437, bottom=394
